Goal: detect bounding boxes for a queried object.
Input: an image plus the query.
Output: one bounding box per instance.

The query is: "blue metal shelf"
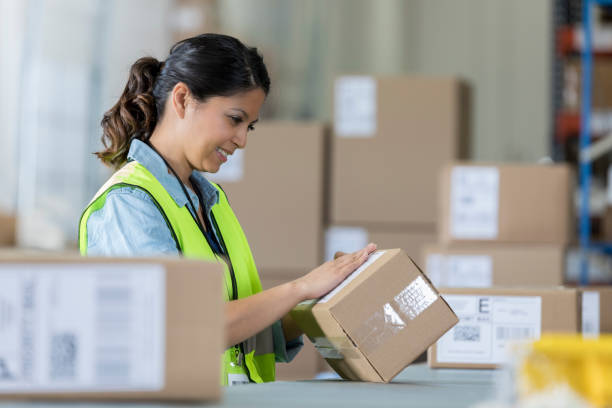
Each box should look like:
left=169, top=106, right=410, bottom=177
left=579, top=0, right=612, bottom=285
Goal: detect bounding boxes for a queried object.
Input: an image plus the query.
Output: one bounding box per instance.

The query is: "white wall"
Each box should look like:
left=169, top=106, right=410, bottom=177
left=219, top=0, right=552, bottom=162
left=0, top=0, right=27, bottom=213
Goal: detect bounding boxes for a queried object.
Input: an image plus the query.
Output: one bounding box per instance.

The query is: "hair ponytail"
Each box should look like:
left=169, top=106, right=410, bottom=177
left=97, top=57, right=162, bottom=169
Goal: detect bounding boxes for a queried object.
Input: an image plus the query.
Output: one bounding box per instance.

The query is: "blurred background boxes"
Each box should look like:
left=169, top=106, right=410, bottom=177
left=438, top=163, right=574, bottom=245
left=422, top=244, right=566, bottom=288
left=209, top=121, right=327, bottom=275
left=428, top=287, right=580, bottom=369
left=331, top=76, right=470, bottom=228
left=325, top=225, right=435, bottom=265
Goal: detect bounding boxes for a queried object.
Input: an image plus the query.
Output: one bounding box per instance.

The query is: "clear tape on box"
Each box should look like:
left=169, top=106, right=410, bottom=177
left=316, top=276, right=438, bottom=358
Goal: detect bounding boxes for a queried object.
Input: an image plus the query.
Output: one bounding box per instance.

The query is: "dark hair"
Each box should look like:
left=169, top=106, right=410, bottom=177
left=97, top=33, right=270, bottom=168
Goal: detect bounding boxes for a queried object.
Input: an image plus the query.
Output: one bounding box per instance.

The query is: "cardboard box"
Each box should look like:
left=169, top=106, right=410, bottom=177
left=579, top=286, right=612, bottom=336
left=209, top=121, right=327, bottom=271
left=326, top=225, right=436, bottom=266
left=564, top=58, right=612, bottom=111
left=0, top=255, right=224, bottom=401
left=439, top=163, right=574, bottom=245
left=0, top=212, right=16, bottom=247
left=259, top=272, right=325, bottom=380
left=428, top=287, right=580, bottom=369
left=291, top=249, right=458, bottom=382
left=330, top=76, right=469, bottom=227
left=422, top=244, right=566, bottom=288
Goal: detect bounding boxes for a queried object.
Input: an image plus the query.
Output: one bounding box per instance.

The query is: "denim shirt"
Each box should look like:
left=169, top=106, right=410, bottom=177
left=86, top=139, right=302, bottom=363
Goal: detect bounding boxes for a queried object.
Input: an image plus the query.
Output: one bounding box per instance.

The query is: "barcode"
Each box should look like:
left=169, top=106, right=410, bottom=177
left=495, top=326, right=533, bottom=340
left=50, top=333, right=77, bottom=380
left=95, top=285, right=132, bottom=383
left=453, top=325, right=480, bottom=342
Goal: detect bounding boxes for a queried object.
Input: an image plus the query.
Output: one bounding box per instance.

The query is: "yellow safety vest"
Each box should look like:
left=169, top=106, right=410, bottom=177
left=78, top=160, right=276, bottom=385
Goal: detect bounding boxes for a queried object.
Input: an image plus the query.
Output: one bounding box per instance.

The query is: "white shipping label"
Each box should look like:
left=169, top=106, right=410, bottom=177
left=582, top=291, right=600, bottom=337
left=445, top=256, right=493, bottom=287
left=425, top=255, right=492, bottom=288
left=0, top=264, right=166, bottom=392
left=206, top=149, right=245, bottom=183
left=450, top=166, right=500, bottom=239
left=425, top=254, right=445, bottom=287
left=436, top=295, right=541, bottom=364
left=334, top=76, right=377, bottom=137
left=325, top=226, right=369, bottom=262
left=319, top=251, right=385, bottom=303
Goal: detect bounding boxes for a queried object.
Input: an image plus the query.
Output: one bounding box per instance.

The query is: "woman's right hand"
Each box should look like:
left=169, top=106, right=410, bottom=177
left=295, top=243, right=377, bottom=302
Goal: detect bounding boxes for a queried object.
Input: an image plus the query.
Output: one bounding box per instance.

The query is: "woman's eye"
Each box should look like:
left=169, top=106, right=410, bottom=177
left=248, top=124, right=255, bottom=131
left=230, top=116, right=242, bottom=124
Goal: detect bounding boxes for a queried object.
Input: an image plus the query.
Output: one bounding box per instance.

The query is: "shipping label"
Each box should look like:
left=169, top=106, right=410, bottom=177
left=334, top=76, right=377, bottom=137
left=319, top=251, right=385, bottom=303
left=426, top=254, right=493, bottom=288
left=207, top=149, right=245, bottom=182
left=450, top=166, right=500, bottom=239
left=0, top=263, right=166, bottom=392
left=436, top=295, right=541, bottom=364
left=325, top=226, right=369, bottom=262
left=582, top=291, right=600, bottom=337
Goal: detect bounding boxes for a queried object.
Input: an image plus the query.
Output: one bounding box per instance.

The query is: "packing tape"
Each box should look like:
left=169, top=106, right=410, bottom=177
left=311, top=337, right=360, bottom=360
left=351, top=276, right=438, bottom=355
left=393, top=276, right=438, bottom=320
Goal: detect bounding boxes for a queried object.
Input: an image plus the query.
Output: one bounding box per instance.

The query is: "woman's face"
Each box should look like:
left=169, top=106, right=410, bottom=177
left=181, top=87, right=265, bottom=173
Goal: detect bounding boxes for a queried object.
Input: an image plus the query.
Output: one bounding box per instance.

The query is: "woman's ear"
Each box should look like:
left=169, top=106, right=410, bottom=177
left=171, top=82, right=190, bottom=119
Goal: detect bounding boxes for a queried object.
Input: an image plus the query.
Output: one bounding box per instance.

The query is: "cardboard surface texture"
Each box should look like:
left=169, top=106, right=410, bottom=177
left=331, top=76, right=469, bottom=227
left=0, top=212, right=16, bottom=247
left=428, top=287, right=580, bottom=369
left=422, top=244, right=566, bottom=288
left=211, top=121, right=326, bottom=271
left=0, top=255, right=224, bottom=401
left=291, top=249, right=458, bottom=382
left=439, top=163, right=574, bottom=245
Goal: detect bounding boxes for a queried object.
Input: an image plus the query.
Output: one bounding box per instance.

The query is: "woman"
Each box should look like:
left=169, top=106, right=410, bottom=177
left=79, top=33, right=376, bottom=386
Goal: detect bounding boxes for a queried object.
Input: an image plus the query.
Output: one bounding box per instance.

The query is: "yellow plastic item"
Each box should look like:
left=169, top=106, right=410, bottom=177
left=519, top=334, right=612, bottom=408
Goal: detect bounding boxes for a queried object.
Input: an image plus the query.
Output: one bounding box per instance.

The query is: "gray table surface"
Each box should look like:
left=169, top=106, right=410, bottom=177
left=0, top=364, right=500, bottom=408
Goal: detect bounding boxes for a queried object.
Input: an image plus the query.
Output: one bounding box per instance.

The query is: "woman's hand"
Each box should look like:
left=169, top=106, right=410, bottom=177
left=295, top=243, right=377, bottom=301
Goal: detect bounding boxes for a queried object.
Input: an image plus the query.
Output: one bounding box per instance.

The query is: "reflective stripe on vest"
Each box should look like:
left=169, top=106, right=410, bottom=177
left=78, top=160, right=276, bottom=385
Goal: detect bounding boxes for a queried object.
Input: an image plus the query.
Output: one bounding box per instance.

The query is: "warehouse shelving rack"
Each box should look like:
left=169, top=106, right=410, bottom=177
left=579, top=0, right=612, bottom=284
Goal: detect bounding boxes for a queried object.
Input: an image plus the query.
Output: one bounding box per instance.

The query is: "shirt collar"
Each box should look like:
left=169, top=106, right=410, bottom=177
left=127, top=139, right=219, bottom=214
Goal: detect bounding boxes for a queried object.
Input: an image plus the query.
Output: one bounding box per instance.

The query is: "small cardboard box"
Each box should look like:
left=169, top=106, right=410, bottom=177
left=422, top=244, right=566, bottom=288
left=439, top=163, right=574, bottom=245
left=428, top=287, right=580, bottom=369
left=330, top=76, right=469, bottom=227
left=564, top=58, right=612, bottom=110
left=209, top=121, right=327, bottom=271
left=0, top=255, right=224, bottom=401
left=326, top=226, right=436, bottom=266
left=579, top=286, right=612, bottom=336
left=291, top=249, right=458, bottom=382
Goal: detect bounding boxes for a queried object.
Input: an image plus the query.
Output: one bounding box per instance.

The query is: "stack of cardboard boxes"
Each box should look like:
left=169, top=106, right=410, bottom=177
left=326, top=75, right=470, bottom=267
left=423, top=163, right=611, bottom=368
